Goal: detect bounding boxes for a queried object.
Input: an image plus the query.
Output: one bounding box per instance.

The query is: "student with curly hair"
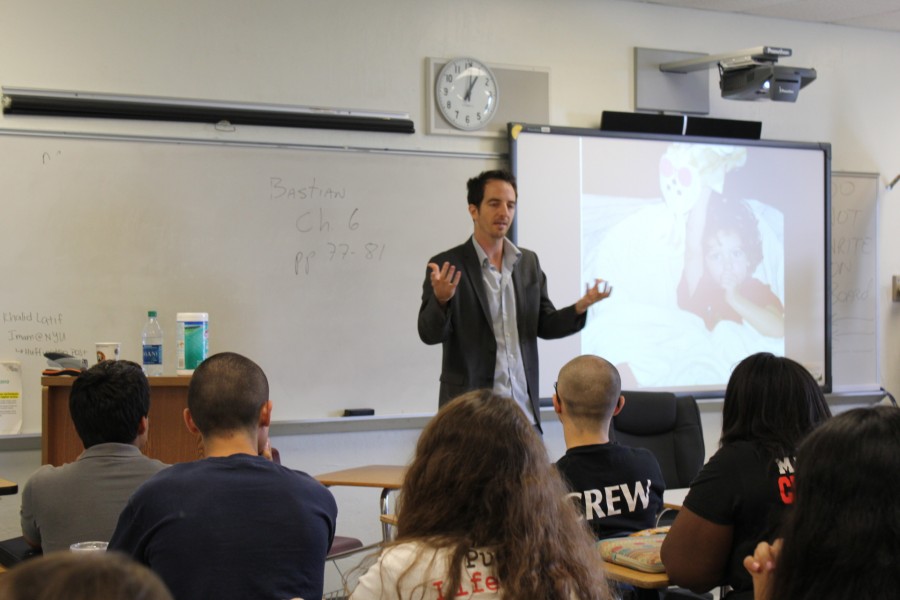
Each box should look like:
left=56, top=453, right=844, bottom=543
left=350, top=390, right=611, bottom=600
left=744, top=405, right=900, bottom=600
left=661, top=352, right=831, bottom=599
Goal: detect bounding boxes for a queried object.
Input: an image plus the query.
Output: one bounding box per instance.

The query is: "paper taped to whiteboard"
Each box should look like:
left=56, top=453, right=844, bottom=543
left=0, top=361, right=23, bottom=434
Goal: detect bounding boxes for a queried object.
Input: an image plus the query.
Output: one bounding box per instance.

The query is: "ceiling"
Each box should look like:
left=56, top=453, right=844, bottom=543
left=618, top=0, right=900, bottom=33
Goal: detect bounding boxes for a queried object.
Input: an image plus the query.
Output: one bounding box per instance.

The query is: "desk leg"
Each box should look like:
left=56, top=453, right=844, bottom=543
left=380, top=488, right=395, bottom=542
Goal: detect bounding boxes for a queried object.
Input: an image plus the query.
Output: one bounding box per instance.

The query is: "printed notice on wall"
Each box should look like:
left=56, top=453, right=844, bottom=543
left=0, top=361, right=23, bottom=434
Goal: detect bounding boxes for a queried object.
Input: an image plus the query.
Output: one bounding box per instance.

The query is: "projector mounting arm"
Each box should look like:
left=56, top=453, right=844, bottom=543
left=659, top=46, right=792, bottom=73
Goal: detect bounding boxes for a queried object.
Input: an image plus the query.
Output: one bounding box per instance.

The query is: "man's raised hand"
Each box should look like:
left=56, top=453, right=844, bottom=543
left=428, top=261, right=462, bottom=306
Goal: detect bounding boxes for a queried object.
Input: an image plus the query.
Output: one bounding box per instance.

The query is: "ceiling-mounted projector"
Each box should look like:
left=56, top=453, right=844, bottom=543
left=658, top=46, right=817, bottom=103
left=720, top=64, right=817, bottom=102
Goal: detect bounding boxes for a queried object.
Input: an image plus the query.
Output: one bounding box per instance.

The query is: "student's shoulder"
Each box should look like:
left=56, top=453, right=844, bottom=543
left=624, top=446, right=664, bottom=469
left=137, top=455, right=169, bottom=474
left=22, top=462, right=64, bottom=493
left=378, top=541, right=442, bottom=569
left=277, top=466, right=336, bottom=498
left=692, top=441, right=760, bottom=484
left=710, top=440, right=759, bottom=463
left=133, top=460, right=196, bottom=485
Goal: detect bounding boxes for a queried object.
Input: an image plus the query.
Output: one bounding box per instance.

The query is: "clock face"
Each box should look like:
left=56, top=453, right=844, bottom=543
left=435, top=57, right=500, bottom=131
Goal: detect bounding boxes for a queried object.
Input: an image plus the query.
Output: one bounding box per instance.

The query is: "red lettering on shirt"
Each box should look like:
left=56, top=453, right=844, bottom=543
left=470, top=571, right=484, bottom=593
left=778, top=474, right=795, bottom=504
left=433, top=581, right=446, bottom=600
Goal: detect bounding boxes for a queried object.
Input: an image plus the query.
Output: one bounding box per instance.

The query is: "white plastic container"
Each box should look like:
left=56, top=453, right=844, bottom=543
left=176, top=312, right=209, bottom=375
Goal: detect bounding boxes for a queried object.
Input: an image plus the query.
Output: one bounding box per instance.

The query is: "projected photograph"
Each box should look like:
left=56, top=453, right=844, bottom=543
left=513, top=127, right=828, bottom=395
left=581, top=141, right=787, bottom=389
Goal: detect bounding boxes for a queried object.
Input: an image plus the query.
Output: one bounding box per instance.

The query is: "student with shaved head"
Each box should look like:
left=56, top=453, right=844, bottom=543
left=109, top=352, right=337, bottom=600
left=553, top=355, right=665, bottom=539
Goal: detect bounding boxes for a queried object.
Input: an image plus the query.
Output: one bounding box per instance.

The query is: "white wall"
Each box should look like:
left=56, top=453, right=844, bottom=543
left=0, top=0, right=897, bottom=589
left=1, top=0, right=896, bottom=395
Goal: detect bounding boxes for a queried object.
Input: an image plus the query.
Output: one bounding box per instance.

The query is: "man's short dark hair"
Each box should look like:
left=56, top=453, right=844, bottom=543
left=466, top=169, right=517, bottom=208
left=187, top=352, right=268, bottom=436
left=69, top=360, right=150, bottom=448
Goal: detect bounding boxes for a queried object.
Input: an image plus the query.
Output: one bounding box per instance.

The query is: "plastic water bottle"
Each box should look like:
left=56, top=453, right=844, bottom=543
left=142, top=310, right=164, bottom=376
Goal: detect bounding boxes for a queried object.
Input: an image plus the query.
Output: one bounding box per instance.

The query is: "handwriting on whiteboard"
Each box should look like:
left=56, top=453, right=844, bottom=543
left=2, top=311, right=87, bottom=359
left=270, top=177, right=346, bottom=201
left=269, top=176, right=387, bottom=276
left=830, top=179, right=876, bottom=357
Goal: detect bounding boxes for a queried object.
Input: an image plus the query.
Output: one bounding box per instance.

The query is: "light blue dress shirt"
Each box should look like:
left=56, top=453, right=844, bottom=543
left=472, top=237, right=534, bottom=423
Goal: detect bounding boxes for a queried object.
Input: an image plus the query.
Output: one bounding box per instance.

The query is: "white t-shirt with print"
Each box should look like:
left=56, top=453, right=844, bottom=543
left=350, top=541, right=501, bottom=600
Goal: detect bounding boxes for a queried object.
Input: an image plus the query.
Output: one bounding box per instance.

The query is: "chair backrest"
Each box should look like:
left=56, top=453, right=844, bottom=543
left=611, top=392, right=705, bottom=490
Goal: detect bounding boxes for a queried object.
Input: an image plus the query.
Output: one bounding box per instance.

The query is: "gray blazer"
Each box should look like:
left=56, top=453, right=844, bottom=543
left=417, top=237, right=586, bottom=430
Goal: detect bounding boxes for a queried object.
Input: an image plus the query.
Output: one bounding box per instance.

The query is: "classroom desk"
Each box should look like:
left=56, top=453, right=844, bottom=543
left=315, top=465, right=406, bottom=542
left=0, top=479, right=17, bottom=496
left=42, top=376, right=198, bottom=466
left=601, top=560, right=670, bottom=589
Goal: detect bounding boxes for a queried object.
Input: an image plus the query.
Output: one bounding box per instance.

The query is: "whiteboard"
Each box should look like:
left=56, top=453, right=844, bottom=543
left=830, top=172, right=879, bottom=392
left=0, top=132, right=498, bottom=430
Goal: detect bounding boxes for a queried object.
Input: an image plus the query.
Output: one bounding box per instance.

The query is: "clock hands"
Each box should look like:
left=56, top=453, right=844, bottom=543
left=464, top=75, right=479, bottom=103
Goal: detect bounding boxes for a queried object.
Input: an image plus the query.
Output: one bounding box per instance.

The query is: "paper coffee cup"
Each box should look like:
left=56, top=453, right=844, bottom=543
left=70, top=541, right=108, bottom=552
left=95, top=342, right=120, bottom=363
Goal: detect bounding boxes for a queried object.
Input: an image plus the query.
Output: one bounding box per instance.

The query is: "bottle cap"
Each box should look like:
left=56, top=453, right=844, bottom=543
left=148, top=310, right=157, bottom=318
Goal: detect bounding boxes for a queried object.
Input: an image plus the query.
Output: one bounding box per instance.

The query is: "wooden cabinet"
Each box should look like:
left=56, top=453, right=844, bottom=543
left=41, top=377, right=200, bottom=466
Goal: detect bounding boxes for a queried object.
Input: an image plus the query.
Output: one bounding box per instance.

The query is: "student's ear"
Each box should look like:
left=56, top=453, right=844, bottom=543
left=183, top=408, right=201, bottom=435
left=468, top=203, right=479, bottom=221
left=552, top=393, right=563, bottom=415
left=258, top=400, right=273, bottom=428
left=612, top=395, right=626, bottom=416
left=137, top=415, right=149, bottom=436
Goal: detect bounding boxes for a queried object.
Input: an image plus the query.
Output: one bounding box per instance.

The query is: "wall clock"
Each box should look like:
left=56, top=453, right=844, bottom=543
left=434, top=57, right=500, bottom=131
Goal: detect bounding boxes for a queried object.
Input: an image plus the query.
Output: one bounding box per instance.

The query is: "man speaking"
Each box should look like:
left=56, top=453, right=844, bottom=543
left=418, top=169, right=611, bottom=431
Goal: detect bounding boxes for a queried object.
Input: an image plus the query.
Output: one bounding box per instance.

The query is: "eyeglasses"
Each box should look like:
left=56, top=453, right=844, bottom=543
left=554, top=381, right=562, bottom=404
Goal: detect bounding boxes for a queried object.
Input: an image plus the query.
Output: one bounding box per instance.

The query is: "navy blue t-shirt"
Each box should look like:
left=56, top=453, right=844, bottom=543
left=556, top=443, right=665, bottom=539
left=110, top=454, right=337, bottom=600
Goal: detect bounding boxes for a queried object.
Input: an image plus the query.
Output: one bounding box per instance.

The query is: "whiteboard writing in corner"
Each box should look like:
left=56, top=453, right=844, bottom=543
left=831, top=172, right=879, bottom=393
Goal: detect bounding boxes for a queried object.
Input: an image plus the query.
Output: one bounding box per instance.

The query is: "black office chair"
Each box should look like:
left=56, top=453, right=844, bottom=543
left=611, top=392, right=711, bottom=600
left=611, top=391, right=705, bottom=491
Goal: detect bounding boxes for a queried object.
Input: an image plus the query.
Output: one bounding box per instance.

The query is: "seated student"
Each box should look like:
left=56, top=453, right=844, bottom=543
left=350, top=390, right=610, bottom=600
left=0, top=551, right=174, bottom=600
left=743, top=405, right=900, bottom=600
left=109, top=352, right=337, bottom=600
left=553, top=355, right=665, bottom=539
left=19, top=360, right=167, bottom=553
left=660, top=352, right=831, bottom=599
